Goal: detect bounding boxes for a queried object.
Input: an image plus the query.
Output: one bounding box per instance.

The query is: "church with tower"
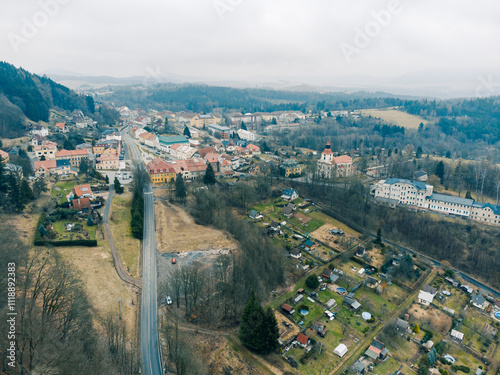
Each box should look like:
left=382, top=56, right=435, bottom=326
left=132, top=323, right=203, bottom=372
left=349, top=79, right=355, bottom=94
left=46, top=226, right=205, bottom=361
left=317, top=141, right=354, bottom=178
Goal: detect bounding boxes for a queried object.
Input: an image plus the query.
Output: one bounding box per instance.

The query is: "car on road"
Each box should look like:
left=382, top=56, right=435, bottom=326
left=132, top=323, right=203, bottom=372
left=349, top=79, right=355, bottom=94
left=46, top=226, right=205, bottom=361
left=166, top=296, right=172, bottom=305
left=171, top=258, right=177, bottom=264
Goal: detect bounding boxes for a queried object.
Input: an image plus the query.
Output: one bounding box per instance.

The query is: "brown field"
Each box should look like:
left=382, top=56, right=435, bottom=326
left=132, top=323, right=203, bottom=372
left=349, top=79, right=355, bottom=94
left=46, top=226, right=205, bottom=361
left=1, top=136, right=31, bottom=148
left=365, top=247, right=386, bottom=269
left=58, top=244, right=138, bottom=336
left=275, top=312, right=301, bottom=344
left=155, top=201, right=237, bottom=253
left=310, top=224, right=359, bottom=252
left=409, top=303, right=453, bottom=334
left=109, top=191, right=141, bottom=278
left=356, top=108, right=428, bottom=129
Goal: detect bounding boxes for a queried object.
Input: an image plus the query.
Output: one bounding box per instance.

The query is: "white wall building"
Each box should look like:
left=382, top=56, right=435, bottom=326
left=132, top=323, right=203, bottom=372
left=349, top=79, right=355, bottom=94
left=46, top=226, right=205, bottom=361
left=237, top=129, right=257, bottom=141
left=373, top=178, right=433, bottom=208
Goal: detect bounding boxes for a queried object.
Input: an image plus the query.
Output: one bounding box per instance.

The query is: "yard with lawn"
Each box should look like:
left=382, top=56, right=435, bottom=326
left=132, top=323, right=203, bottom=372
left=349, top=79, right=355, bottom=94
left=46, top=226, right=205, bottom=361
left=335, top=307, right=372, bottom=335
left=51, top=218, right=97, bottom=241
left=50, top=177, right=92, bottom=204
left=371, top=356, right=402, bottom=375
left=355, top=285, right=397, bottom=316
left=384, top=335, right=420, bottom=362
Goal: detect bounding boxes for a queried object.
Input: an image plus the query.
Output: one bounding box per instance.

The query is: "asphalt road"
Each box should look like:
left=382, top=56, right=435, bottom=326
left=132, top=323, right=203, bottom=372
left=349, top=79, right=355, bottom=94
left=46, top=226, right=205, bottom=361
left=122, top=129, right=163, bottom=375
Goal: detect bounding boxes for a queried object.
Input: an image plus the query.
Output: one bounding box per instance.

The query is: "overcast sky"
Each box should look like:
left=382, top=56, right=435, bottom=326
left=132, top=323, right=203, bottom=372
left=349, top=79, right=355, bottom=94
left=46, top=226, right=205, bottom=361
left=2, top=0, right=500, bottom=92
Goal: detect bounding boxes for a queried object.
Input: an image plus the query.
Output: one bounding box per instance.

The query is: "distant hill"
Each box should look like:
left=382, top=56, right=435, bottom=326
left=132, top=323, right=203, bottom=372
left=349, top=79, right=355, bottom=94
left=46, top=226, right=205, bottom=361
left=0, top=61, right=95, bottom=138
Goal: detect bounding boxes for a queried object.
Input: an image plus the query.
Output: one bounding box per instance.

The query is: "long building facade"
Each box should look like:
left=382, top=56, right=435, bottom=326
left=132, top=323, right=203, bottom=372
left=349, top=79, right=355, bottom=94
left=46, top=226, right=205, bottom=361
left=372, top=178, right=500, bottom=226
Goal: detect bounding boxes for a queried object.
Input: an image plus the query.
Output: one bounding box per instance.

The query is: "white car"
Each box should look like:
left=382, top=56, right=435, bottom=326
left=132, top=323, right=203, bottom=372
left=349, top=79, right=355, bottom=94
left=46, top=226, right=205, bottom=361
left=166, top=296, right=172, bottom=305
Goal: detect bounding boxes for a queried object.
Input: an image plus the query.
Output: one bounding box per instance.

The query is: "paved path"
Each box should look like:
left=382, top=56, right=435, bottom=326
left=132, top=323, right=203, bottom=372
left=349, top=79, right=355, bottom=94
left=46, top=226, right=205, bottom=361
left=102, top=184, right=141, bottom=288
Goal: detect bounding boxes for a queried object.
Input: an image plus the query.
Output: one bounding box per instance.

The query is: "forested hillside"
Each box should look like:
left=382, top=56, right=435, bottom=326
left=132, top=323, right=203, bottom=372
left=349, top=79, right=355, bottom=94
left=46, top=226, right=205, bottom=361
left=104, top=83, right=406, bottom=113
left=0, top=62, right=95, bottom=137
left=402, top=97, right=500, bottom=144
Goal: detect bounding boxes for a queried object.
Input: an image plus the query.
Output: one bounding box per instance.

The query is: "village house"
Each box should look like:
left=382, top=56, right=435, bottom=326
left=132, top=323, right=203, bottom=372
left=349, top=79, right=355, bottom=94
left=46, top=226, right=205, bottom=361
left=167, top=158, right=207, bottom=180
left=295, top=333, right=310, bottom=348
left=96, top=153, right=119, bottom=170
left=471, top=293, right=487, bottom=310
left=317, top=142, right=354, bottom=178
left=31, top=124, right=49, bottom=137
left=30, top=135, right=45, bottom=146
left=204, top=152, right=221, bottom=172
left=170, top=144, right=198, bottom=160
left=414, top=170, right=428, bottom=181
left=72, top=184, right=93, bottom=199
left=34, top=141, right=58, bottom=160
left=289, top=248, right=302, bottom=259
left=281, top=303, right=295, bottom=315
left=417, top=290, right=435, bottom=306
left=311, top=321, right=327, bottom=337
left=451, top=329, right=464, bottom=341
left=147, top=158, right=176, bottom=184
left=34, top=159, right=57, bottom=178
left=55, top=149, right=89, bottom=168
left=55, top=122, right=68, bottom=133
left=248, top=210, right=263, bottom=220
left=281, top=188, right=299, bottom=201
left=246, top=143, right=261, bottom=155
left=364, top=338, right=389, bottom=362
left=71, top=197, right=91, bottom=211
left=280, top=159, right=302, bottom=177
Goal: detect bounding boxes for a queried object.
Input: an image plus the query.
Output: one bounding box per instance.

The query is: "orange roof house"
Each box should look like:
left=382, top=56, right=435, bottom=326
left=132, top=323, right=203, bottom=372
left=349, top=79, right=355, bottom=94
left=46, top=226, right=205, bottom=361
left=72, top=184, right=93, bottom=198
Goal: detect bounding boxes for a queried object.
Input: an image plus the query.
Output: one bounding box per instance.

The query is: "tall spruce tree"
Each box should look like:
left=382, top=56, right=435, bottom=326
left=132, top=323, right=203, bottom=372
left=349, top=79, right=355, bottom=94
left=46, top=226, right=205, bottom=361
left=239, top=292, right=279, bottom=354
left=175, top=173, right=187, bottom=203
left=183, top=126, right=191, bottom=138
left=204, top=163, right=216, bottom=185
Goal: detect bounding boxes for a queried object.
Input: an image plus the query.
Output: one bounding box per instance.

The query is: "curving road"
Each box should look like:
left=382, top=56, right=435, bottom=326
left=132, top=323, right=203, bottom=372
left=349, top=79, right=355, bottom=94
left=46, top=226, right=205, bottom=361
left=122, top=129, right=163, bottom=375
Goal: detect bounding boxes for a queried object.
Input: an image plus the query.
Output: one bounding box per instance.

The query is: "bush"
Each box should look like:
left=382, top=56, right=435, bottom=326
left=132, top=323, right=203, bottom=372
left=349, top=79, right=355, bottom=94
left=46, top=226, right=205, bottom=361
left=305, top=274, right=319, bottom=289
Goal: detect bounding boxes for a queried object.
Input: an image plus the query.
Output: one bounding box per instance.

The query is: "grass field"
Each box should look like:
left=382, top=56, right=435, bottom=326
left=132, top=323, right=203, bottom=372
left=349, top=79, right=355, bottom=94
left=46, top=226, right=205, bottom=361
left=109, top=192, right=141, bottom=278
left=356, top=108, right=428, bottom=129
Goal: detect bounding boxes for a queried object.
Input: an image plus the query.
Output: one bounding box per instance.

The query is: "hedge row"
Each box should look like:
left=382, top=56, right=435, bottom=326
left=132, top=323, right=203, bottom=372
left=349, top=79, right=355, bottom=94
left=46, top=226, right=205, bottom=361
left=34, top=239, right=98, bottom=247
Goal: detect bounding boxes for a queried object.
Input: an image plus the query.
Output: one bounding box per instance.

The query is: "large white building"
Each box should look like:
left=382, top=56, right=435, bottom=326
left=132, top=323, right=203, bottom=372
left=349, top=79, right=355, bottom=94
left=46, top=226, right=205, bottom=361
left=372, top=178, right=500, bottom=226
left=237, top=129, right=257, bottom=141
left=372, top=178, right=433, bottom=208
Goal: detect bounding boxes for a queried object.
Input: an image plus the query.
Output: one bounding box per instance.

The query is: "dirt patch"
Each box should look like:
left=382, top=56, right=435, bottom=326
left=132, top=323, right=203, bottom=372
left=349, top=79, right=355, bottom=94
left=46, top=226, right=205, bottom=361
left=366, top=247, right=385, bottom=269
left=294, top=212, right=311, bottom=224
left=310, top=224, right=358, bottom=252
left=155, top=201, right=237, bottom=253
left=409, top=303, right=453, bottom=334
left=275, top=312, right=301, bottom=344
